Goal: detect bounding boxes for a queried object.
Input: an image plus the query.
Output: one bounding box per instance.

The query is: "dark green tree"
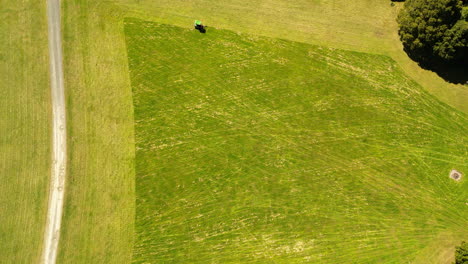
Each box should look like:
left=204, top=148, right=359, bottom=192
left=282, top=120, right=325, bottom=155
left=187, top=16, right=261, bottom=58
left=454, top=241, right=468, bottom=264
left=434, top=19, right=468, bottom=61
left=397, top=0, right=467, bottom=63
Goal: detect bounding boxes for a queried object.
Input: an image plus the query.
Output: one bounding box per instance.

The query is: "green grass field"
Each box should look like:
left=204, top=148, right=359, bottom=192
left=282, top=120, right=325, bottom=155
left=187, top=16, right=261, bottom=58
left=0, top=0, right=465, bottom=263
left=45, top=0, right=467, bottom=262
left=0, top=0, right=51, bottom=262
left=125, top=19, right=467, bottom=263
left=57, top=1, right=135, bottom=263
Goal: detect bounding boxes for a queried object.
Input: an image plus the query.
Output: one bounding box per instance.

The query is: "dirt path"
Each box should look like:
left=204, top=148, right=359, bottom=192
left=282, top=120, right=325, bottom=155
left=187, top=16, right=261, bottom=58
left=42, top=0, right=67, bottom=263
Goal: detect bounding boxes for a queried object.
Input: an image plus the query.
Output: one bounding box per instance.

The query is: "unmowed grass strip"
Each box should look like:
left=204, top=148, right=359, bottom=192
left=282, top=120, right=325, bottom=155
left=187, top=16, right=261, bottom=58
left=0, top=0, right=51, bottom=262
left=57, top=1, right=135, bottom=263
left=125, top=19, right=467, bottom=263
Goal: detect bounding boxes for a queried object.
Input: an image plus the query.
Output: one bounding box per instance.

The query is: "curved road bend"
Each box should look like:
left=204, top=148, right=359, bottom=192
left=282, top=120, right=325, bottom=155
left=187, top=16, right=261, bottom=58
left=42, top=0, right=67, bottom=263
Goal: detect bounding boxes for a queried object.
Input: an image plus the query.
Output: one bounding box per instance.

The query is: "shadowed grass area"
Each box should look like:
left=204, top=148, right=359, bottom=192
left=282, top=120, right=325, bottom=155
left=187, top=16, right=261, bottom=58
left=125, top=19, right=467, bottom=263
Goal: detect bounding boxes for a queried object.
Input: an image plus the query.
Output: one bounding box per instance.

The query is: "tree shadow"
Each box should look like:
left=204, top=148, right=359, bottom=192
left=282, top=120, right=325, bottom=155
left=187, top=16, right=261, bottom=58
left=404, top=48, right=468, bottom=84
left=418, top=60, right=468, bottom=85
left=430, top=63, right=468, bottom=84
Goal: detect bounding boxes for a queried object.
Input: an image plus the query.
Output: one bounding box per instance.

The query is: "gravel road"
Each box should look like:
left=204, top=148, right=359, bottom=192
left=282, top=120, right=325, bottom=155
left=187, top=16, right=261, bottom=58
left=42, top=0, right=67, bottom=263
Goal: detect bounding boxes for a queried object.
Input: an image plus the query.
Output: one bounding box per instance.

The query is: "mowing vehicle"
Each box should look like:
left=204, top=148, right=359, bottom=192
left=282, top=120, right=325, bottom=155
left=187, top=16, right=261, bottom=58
left=194, top=20, right=206, bottom=33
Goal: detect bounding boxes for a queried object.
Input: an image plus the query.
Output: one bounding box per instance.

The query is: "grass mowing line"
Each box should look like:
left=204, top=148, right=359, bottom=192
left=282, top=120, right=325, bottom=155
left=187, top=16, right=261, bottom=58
left=125, top=19, right=467, bottom=263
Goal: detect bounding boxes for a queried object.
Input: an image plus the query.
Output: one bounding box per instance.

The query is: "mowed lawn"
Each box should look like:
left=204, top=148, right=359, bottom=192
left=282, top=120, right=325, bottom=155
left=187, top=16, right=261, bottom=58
left=125, top=19, right=467, bottom=263
left=0, top=0, right=51, bottom=263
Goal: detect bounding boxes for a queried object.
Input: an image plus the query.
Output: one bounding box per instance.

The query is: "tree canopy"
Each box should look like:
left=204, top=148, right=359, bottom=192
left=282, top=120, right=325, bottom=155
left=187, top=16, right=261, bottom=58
left=397, top=0, right=467, bottom=64
left=454, top=241, right=468, bottom=264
